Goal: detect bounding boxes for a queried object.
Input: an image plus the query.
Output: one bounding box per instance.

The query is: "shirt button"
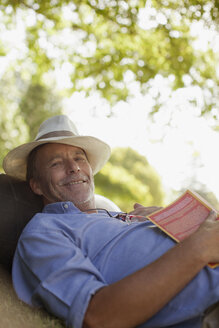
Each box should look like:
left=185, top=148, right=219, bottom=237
left=64, top=203, right=69, bottom=209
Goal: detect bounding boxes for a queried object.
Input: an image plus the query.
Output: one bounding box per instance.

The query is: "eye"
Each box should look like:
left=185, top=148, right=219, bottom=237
left=75, top=156, right=86, bottom=162
left=50, top=161, right=63, bottom=168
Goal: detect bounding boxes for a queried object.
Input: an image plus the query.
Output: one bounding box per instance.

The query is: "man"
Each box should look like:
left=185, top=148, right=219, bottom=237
left=3, top=115, right=219, bottom=328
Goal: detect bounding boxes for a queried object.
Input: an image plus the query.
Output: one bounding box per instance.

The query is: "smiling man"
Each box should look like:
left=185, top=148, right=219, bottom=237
left=3, top=115, right=219, bottom=328
left=28, top=143, right=95, bottom=210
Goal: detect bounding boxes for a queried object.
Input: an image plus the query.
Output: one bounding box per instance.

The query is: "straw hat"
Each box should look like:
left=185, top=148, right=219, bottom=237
left=3, top=115, right=111, bottom=181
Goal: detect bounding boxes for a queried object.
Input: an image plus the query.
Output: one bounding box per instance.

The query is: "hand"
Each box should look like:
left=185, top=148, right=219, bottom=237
left=191, top=210, right=219, bottom=263
left=128, top=203, right=163, bottom=217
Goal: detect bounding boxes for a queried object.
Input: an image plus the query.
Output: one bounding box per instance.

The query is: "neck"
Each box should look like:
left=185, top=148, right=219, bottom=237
left=76, top=203, right=96, bottom=213
left=74, top=197, right=96, bottom=213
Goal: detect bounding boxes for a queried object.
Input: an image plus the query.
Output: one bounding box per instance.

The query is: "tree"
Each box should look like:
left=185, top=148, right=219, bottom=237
left=95, top=147, right=164, bottom=212
left=0, top=72, right=62, bottom=169
left=0, top=0, right=218, bottom=205
left=19, top=81, right=63, bottom=140
left=0, top=73, right=29, bottom=167
left=0, top=0, right=218, bottom=117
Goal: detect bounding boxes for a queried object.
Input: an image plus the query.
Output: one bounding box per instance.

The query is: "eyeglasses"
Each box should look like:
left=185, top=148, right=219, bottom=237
left=87, top=208, right=126, bottom=217
left=87, top=208, right=144, bottom=224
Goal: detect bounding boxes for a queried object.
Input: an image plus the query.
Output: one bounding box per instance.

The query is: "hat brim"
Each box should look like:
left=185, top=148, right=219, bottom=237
left=3, top=135, right=111, bottom=180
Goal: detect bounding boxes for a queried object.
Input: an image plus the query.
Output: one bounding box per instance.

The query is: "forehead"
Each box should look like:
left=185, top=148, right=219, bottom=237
left=36, top=143, right=86, bottom=157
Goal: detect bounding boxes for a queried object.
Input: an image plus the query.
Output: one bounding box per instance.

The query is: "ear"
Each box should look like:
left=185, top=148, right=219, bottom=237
left=29, top=178, right=43, bottom=196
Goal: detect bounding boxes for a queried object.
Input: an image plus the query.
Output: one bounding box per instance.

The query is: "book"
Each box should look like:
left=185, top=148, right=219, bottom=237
left=147, top=189, right=219, bottom=268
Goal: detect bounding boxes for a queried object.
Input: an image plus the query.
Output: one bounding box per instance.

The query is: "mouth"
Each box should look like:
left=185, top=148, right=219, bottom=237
left=59, top=179, right=87, bottom=187
left=68, top=180, right=86, bottom=185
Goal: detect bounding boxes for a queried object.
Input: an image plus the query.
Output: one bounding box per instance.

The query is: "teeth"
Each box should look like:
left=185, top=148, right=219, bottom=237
left=69, top=180, right=84, bottom=185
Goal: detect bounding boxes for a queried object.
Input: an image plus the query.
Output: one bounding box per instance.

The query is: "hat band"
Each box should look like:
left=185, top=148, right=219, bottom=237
left=36, top=130, right=76, bottom=141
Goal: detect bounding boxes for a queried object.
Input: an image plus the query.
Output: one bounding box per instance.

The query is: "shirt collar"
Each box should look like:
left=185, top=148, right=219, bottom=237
left=43, top=201, right=81, bottom=214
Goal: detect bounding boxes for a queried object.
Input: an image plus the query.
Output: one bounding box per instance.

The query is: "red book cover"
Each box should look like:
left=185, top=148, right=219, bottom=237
left=147, top=190, right=219, bottom=268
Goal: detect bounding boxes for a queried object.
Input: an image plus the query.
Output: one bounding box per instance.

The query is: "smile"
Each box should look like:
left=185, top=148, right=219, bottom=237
left=58, top=177, right=88, bottom=187
left=68, top=180, right=85, bottom=185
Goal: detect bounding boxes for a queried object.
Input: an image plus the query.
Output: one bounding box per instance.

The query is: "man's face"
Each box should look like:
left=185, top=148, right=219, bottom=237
left=30, top=143, right=95, bottom=210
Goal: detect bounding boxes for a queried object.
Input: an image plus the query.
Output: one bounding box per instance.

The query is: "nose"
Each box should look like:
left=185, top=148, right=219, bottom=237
left=67, top=160, right=80, bottom=174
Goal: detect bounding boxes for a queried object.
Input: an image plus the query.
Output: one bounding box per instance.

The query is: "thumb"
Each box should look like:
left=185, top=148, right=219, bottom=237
left=134, top=203, right=144, bottom=209
left=207, top=210, right=218, bottom=221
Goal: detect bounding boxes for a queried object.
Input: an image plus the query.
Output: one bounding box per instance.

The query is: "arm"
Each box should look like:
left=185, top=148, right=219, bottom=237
left=83, top=210, right=219, bottom=328
left=13, top=227, right=108, bottom=328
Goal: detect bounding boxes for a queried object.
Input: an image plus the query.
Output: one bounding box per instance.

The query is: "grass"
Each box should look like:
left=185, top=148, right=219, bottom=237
left=0, top=265, right=65, bottom=328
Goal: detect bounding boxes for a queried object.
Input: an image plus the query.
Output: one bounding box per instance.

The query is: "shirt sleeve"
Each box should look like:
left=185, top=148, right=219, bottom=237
left=12, top=229, right=107, bottom=328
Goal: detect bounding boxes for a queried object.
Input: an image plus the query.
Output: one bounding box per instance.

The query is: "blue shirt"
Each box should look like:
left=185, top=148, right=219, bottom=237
left=12, top=202, right=219, bottom=328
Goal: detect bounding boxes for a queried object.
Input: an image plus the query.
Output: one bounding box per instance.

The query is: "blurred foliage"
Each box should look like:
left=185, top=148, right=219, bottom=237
left=181, top=170, right=219, bottom=210
left=0, top=0, right=218, bottom=116
left=19, top=81, right=63, bottom=139
left=197, top=189, right=219, bottom=211
left=0, top=72, right=62, bottom=170
left=0, top=73, right=28, bottom=167
left=95, top=147, right=164, bottom=211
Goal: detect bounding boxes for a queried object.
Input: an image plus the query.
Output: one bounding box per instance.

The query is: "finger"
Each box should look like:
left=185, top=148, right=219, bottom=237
left=133, top=203, right=144, bottom=209
left=207, top=210, right=218, bottom=221
left=129, top=206, right=163, bottom=216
